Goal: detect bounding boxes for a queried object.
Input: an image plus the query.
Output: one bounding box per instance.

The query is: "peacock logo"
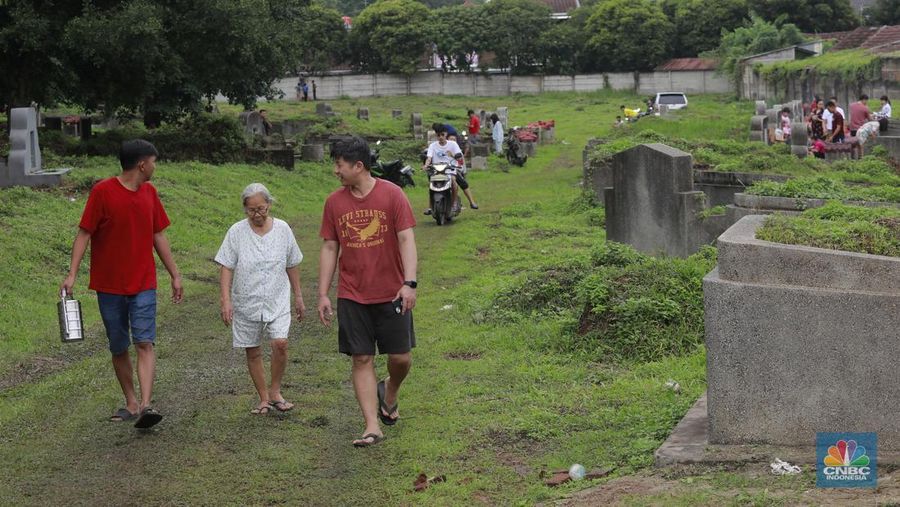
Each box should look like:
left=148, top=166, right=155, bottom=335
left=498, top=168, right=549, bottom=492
left=823, top=439, right=870, bottom=467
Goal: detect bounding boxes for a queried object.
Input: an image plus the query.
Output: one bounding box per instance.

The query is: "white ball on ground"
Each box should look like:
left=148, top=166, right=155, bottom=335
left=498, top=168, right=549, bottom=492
left=569, top=463, right=586, bottom=480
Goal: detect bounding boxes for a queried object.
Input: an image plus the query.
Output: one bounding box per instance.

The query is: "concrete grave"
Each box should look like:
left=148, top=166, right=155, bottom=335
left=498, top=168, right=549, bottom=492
left=316, top=103, right=334, bottom=117
left=496, top=107, right=508, bottom=128
left=239, top=111, right=266, bottom=135
left=604, top=143, right=730, bottom=257
left=300, top=144, right=325, bottom=162
left=392, top=109, right=403, bottom=119
left=749, top=115, right=768, bottom=143
left=789, top=121, right=807, bottom=158
left=43, top=116, right=63, bottom=131
left=705, top=215, right=900, bottom=450
left=522, top=141, right=536, bottom=157
left=1, top=107, right=70, bottom=188
left=755, top=100, right=766, bottom=115
left=470, top=156, right=487, bottom=170
left=357, top=108, right=369, bottom=121
left=472, top=144, right=490, bottom=157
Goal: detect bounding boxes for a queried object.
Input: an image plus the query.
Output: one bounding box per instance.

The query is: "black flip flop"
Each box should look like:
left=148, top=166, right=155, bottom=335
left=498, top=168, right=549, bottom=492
left=110, top=408, right=137, bottom=422
left=377, top=380, right=399, bottom=426
left=353, top=433, right=384, bottom=447
left=134, top=407, right=163, bottom=429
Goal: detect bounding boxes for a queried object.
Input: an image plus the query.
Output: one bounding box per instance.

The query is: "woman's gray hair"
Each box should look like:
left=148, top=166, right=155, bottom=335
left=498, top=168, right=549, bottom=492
left=241, top=183, right=274, bottom=206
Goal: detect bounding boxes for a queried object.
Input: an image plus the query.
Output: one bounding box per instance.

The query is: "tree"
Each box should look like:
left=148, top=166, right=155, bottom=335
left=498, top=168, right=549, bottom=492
left=752, top=0, right=859, bottom=32
left=583, top=0, right=674, bottom=72
left=349, top=0, right=432, bottom=74
left=663, top=0, right=751, bottom=58
left=863, top=0, right=900, bottom=25
left=480, top=0, right=551, bottom=73
left=704, top=16, right=805, bottom=87
left=431, top=4, right=490, bottom=72
left=3, top=0, right=339, bottom=123
left=287, top=4, right=348, bottom=74
left=537, top=21, right=583, bottom=75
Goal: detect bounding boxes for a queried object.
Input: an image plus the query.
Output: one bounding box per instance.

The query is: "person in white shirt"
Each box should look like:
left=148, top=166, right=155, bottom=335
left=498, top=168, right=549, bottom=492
left=491, top=113, right=504, bottom=154
left=423, top=125, right=465, bottom=215
left=216, top=183, right=305, bottom=415
left=877, top=95, right=892, bottom=132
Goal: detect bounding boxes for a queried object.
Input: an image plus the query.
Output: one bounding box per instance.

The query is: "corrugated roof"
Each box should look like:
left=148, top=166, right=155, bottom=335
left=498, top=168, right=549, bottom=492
left=539, top=0, right=579, bottom=14
left=827, top=25, right=900, bottom=53
left=656, top=58, right=719, bottom=71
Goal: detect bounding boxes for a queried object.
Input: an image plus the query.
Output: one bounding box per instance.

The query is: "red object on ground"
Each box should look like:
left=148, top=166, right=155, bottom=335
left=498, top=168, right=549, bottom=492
left=514, top=130, right=538, bottom=142
left=526, top=120, right=555, bottom=130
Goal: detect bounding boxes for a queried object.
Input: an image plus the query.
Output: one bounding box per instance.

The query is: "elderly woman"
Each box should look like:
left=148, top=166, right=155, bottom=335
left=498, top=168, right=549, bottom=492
left=215, top=183, right=305, bottom=415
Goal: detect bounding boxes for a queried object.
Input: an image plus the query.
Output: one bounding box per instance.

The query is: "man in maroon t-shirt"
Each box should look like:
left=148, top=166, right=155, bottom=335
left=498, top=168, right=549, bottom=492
left=848, top=94, right=872, bottom=136
left=62, top=140, right=183, bottom=429
left=318, top=135, right=418, bottom=447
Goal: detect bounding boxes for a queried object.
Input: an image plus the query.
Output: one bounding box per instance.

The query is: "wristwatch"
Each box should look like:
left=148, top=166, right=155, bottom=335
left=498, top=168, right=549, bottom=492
left=403, top=280, right=418, bottom=289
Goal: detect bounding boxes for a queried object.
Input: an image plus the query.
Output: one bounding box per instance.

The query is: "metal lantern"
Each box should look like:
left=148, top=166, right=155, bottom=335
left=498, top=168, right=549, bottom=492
left=58, top=289, right=84, bottom=343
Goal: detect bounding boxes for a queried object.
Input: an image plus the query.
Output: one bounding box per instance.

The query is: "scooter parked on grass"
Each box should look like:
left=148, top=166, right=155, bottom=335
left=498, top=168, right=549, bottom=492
left=371, top=140, right=415, bottom=188
left=506, top=127, right=528, bottom=167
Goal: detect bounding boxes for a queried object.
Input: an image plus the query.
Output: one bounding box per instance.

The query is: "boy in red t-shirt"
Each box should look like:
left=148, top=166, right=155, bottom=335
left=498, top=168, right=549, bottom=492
left=317, top=135, right=418, bottom=447
left=62, top=139, right=183, bottom=429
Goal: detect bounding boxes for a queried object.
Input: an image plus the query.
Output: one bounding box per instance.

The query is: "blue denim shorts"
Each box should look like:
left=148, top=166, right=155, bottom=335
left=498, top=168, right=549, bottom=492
left=97, top=289, right=157, bottom=355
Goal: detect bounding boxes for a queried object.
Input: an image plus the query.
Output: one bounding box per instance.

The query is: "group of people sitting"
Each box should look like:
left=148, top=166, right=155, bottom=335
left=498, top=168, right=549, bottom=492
left=800, top=94, right=891, bottom=159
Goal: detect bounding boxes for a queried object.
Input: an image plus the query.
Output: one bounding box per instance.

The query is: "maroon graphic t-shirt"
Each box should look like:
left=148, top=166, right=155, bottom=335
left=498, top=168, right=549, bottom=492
left=320, top=179, right=416, bottom=304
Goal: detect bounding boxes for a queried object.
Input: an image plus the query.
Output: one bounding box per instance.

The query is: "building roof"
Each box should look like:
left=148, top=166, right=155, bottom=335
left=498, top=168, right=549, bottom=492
left=539, top=0, right=579, bottom=15
left=741, top=45, right=818, bottom=62
left=829, top=25, right=900, bottom=53
left=656, top=58, right=719, bottom=71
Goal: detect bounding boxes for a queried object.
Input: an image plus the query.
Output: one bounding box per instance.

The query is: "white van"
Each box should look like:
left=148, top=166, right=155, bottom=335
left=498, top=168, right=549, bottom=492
left=654, top=92, right=688, bottom=111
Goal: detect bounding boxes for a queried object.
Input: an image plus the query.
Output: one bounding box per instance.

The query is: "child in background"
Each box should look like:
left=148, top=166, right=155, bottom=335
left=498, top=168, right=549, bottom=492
left=780, top=107, right=792, bottom=142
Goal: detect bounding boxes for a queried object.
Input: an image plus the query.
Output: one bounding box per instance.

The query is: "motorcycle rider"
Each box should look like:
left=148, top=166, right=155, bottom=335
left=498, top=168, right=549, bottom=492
left=423, top=125, right=478, bottom=214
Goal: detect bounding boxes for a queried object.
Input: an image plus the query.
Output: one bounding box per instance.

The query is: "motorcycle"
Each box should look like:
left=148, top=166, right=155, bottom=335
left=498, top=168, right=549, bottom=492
left=371, top=140, right=415, bottom=187
left=506, top=127, right=528, bottom=167
left=425, top=162, right=462, bottom=226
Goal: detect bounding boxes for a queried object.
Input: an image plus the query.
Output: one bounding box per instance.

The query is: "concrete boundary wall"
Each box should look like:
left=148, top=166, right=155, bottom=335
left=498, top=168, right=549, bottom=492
left=264, top=70, right=730, bottom=101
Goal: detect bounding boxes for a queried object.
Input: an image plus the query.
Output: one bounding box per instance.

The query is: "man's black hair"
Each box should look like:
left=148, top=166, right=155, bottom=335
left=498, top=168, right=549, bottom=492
left=859, top=94, right=869, bottom=101
left=826, top=100, right=836, bottom=108
left=260, top=109, right=268, bottom=113
left=490, top=113, right=499, bottom=123
left=433, top=124, right=448, bottom=135
left=120, top=139, right=159, bottom=171
left=330, top=135, right=370, bottom=170
left=467, top=109, right=474, bottom=115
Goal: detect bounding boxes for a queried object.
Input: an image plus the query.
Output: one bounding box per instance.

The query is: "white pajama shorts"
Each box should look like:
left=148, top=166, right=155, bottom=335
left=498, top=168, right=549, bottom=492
left=232, top=313, right=291, bottom=348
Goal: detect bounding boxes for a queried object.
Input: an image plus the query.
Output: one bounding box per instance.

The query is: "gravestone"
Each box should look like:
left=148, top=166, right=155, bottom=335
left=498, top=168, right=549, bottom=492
left=410, top=113, right=424, bottom=140
left=496, top=107, right=508, bottom=128
left=522, top=141, right=536, bottom=157
left=604, top=144, right=729, bottom=257
left=357, top=108, right=369, bottom=121
left=755, top=101, right=766, bottom=116
left=766, top=108, right=778, bottom=126
left=427, top=130, right=437, bottom=143
left=789, top=121, right=807, bottom=158
left=80, top=117, right=92, bottom=141
left=472, top=144, right=490, bottom=157
left=749, top=115, right=768, bottom=143
left=316, top=102, right=334, bottom=117
left=279, top=119, right=314, bottom=138
left=1, top=107, right=70, bottom=188
left=705, top=215, right=900, bottom=449
left=470, top=156, right=487, bottom=170
left=239, top=111, right=266, bottom=135
left=392, top=109, right=403, bottom=119
left=657, top=105, right=670, bottom=116
left=43, top=116, right=63, bottom=131
left=479, top=110, right=488, bottom=129
left=301, top=144, right=325, bottom=162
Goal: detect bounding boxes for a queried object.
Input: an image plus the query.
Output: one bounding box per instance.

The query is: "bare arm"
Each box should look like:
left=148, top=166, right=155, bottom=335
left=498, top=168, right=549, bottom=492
left=61, top=228, right=91, bottom=295
left=317, top=240, right=340, bottom=326
left=154, top=231, right=183, bottom=303
left=393, top=227, right=418, bottom=314
left=287, top=265, right=305, bottom=321
left=219, top=265, right=234, bottom=325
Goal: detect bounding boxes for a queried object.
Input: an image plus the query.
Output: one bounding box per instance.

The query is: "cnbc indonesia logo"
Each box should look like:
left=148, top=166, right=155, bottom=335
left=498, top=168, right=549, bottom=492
left=821, top=439, right=872, bottom=482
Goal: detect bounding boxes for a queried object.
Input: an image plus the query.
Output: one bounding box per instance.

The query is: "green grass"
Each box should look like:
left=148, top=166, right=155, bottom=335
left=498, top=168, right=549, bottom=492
left=756, top=202, right=900, bottom=257
left=3, top=92, right=889, bottom=504
left=746, top=175, right=900, bottom=203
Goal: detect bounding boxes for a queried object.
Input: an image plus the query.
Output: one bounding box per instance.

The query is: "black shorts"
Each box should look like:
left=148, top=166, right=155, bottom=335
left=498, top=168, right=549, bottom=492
left=455, top=173, right=469, bottom=190
left=337, top=298, right=415, bottom=356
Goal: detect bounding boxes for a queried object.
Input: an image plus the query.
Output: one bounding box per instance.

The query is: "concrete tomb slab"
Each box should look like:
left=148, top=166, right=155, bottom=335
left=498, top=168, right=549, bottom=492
left=1, top=107, right=70, bottom=188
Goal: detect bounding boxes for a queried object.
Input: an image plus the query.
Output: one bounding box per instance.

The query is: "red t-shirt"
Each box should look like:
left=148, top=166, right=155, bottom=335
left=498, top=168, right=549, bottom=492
left=468, top=115, right=481, bottom=135
left=320, top=179, right=416, bottom=304
left=79, top=177, right=170, bottom=295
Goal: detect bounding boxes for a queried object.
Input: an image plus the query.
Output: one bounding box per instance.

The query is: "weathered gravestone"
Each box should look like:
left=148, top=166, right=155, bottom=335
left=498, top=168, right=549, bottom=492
left=239, top=111, right=266, bottom=135
left=496, top=107, right=508, bottom=129
left=392, top=109, right=403, bottom=119
left=790, top=121, right=807, bottom=158
left=410, top=113, right=424, bottom=140
left=1, top=107, right=70, bottom=188
left=43, top=116, right=63, bottom=131
left=604, top=144, right=730, bottom=257
left=522, top=141, right=536, bottom=157
left=749, top=115, right=769, bottom=143
left=470, top=156, right=487, bottom=170
left=755, top=101, right=766, bottom=116
left=357, top=108, right=369, bottom=121
left=316, top=102, right=335, bottom=117
left=472, top=144, right=490, bottom=157
left=300, top=144, right=325, bottom=162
